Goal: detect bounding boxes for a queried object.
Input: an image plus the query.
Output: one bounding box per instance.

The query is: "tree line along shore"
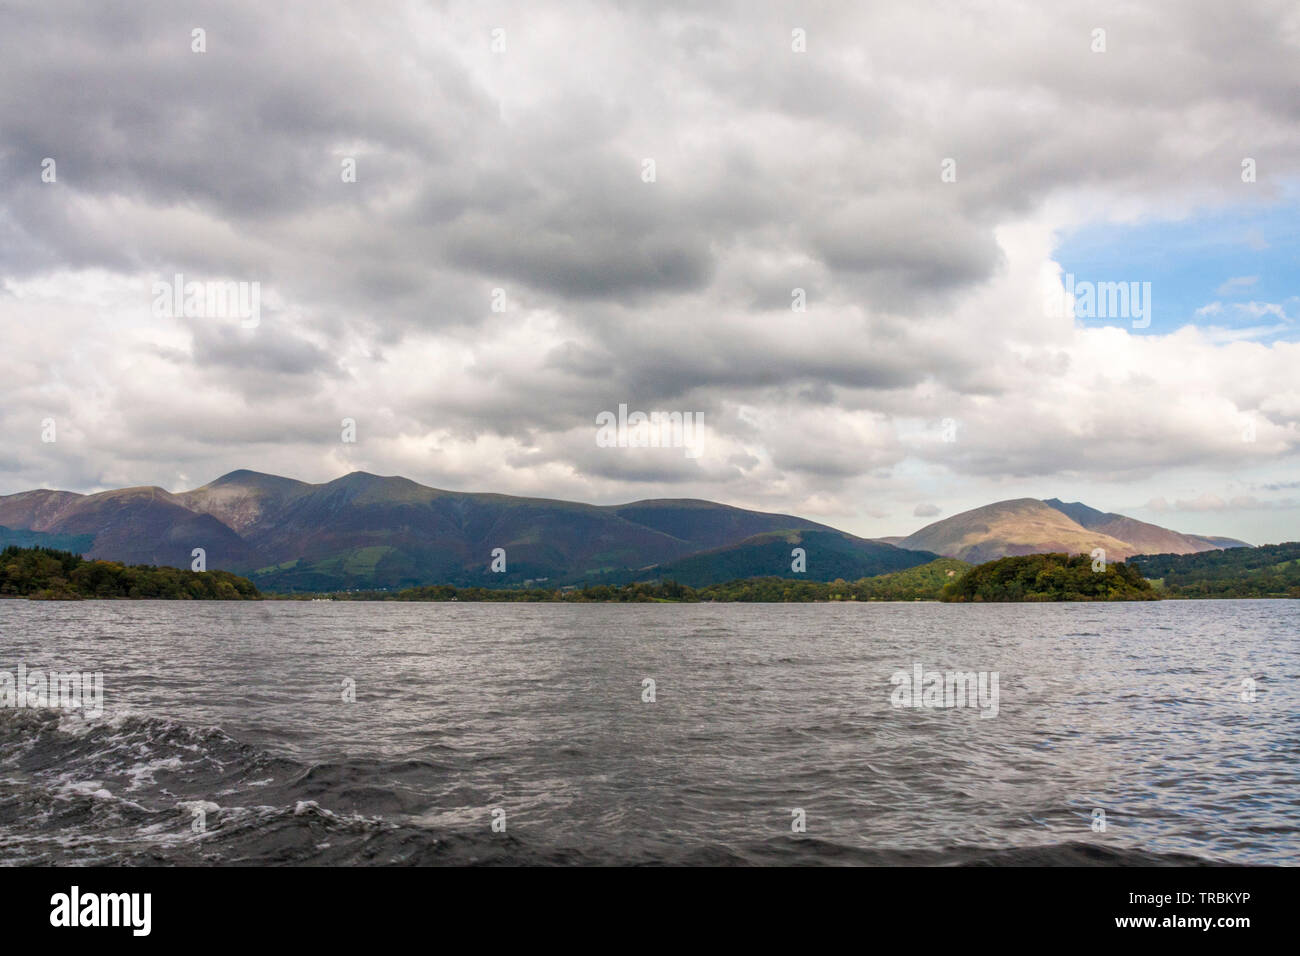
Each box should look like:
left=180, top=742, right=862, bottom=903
left=4, top=544, right=1299, bottom=602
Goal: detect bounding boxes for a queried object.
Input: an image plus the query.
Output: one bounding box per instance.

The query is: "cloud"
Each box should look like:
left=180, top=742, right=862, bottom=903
left=1216, top=275, right=1260, bottom=295
left=1146, top=493, right=1294, bottom=512
left=0, top=0, right=1299, bottom=543
left=1235, top=301, right=1288, bottom=320
left=913, top=503, right=941, bottom=517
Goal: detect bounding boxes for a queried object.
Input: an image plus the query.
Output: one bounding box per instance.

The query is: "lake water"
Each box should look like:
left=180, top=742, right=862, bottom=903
left=0, top=600, right=1296, bottom=865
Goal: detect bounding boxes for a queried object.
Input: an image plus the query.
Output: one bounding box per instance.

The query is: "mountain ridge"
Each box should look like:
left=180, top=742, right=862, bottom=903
left=0, top=470, right=900, bottom=591
left=0, top=472, right=1252, bottom=591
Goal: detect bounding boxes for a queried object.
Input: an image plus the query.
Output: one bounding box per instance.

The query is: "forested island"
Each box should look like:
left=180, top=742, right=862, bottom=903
left=939, top=553, right=1156, bottom=602
left=0, top=546, right=260, bottom=600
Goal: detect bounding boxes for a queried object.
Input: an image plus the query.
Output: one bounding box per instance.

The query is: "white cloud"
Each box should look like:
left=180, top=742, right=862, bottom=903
left=1216, top=275, right=1259, bottom=295
left=1, top=0, right=1299, bottom=543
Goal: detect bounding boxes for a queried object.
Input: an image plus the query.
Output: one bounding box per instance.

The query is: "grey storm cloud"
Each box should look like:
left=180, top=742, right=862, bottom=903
left=1, top=0, right=1299, bottom=541
left=187, top=321, right=341, bottom=380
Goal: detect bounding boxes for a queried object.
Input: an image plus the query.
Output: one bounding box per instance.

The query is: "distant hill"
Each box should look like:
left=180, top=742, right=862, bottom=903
left=898, top=497, right=1249, bottom=563
left=1198, top=535, right=1253, bottom=549
left=898, top=498, right=1135, bottom=562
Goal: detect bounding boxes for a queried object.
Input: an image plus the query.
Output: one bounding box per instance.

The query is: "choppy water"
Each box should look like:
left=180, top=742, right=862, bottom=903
left=0, top=600, right=1296, bottom=865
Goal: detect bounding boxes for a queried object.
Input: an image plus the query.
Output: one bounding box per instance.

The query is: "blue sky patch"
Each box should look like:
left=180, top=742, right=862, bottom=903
left=1053, top=196, right=1300, bottom=341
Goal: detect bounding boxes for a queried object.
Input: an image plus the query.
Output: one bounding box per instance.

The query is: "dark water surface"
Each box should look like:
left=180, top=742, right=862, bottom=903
left=1, top=600, right=1296, bottom=865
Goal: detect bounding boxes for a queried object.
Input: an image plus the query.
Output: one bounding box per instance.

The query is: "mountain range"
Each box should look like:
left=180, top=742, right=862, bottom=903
left=0, top=471, right=1250, bottom=592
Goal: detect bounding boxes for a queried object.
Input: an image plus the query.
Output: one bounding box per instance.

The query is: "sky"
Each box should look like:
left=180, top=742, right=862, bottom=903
left=1, top=0, right=1298, bottom=544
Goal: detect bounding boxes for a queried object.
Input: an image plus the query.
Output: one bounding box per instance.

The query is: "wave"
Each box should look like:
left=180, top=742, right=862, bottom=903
left=0, top=708, right=1233, bottom=866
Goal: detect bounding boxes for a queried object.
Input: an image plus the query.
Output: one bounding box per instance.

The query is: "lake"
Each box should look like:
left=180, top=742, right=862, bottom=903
left=0, top=600, right=1295, bottom=865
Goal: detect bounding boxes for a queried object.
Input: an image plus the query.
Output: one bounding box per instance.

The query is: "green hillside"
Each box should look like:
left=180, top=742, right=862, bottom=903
left=0, top=525, right=94, bottom=553
left=639, top=528, right=938, bottom=587
left=855, top=557, right=972, bottom=599
left=1130, top=542, right=1300, bottom=598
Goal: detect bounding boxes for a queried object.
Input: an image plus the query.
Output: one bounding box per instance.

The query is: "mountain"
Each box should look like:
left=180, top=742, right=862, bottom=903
left=226, top=471, right=711, bottom=591
left=899, top=497, right=1250, bottom=563
left=176, top=469, right=314, bottom=533
left=0, top=489, right=84, bottom=530
left=0, top=485, right=255, bottom=568
left=0, top=470, right=929, bottom=592
left=1198, top=535, right=1254, bottom=549
left=898, top=499, right=1133, bottom=563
